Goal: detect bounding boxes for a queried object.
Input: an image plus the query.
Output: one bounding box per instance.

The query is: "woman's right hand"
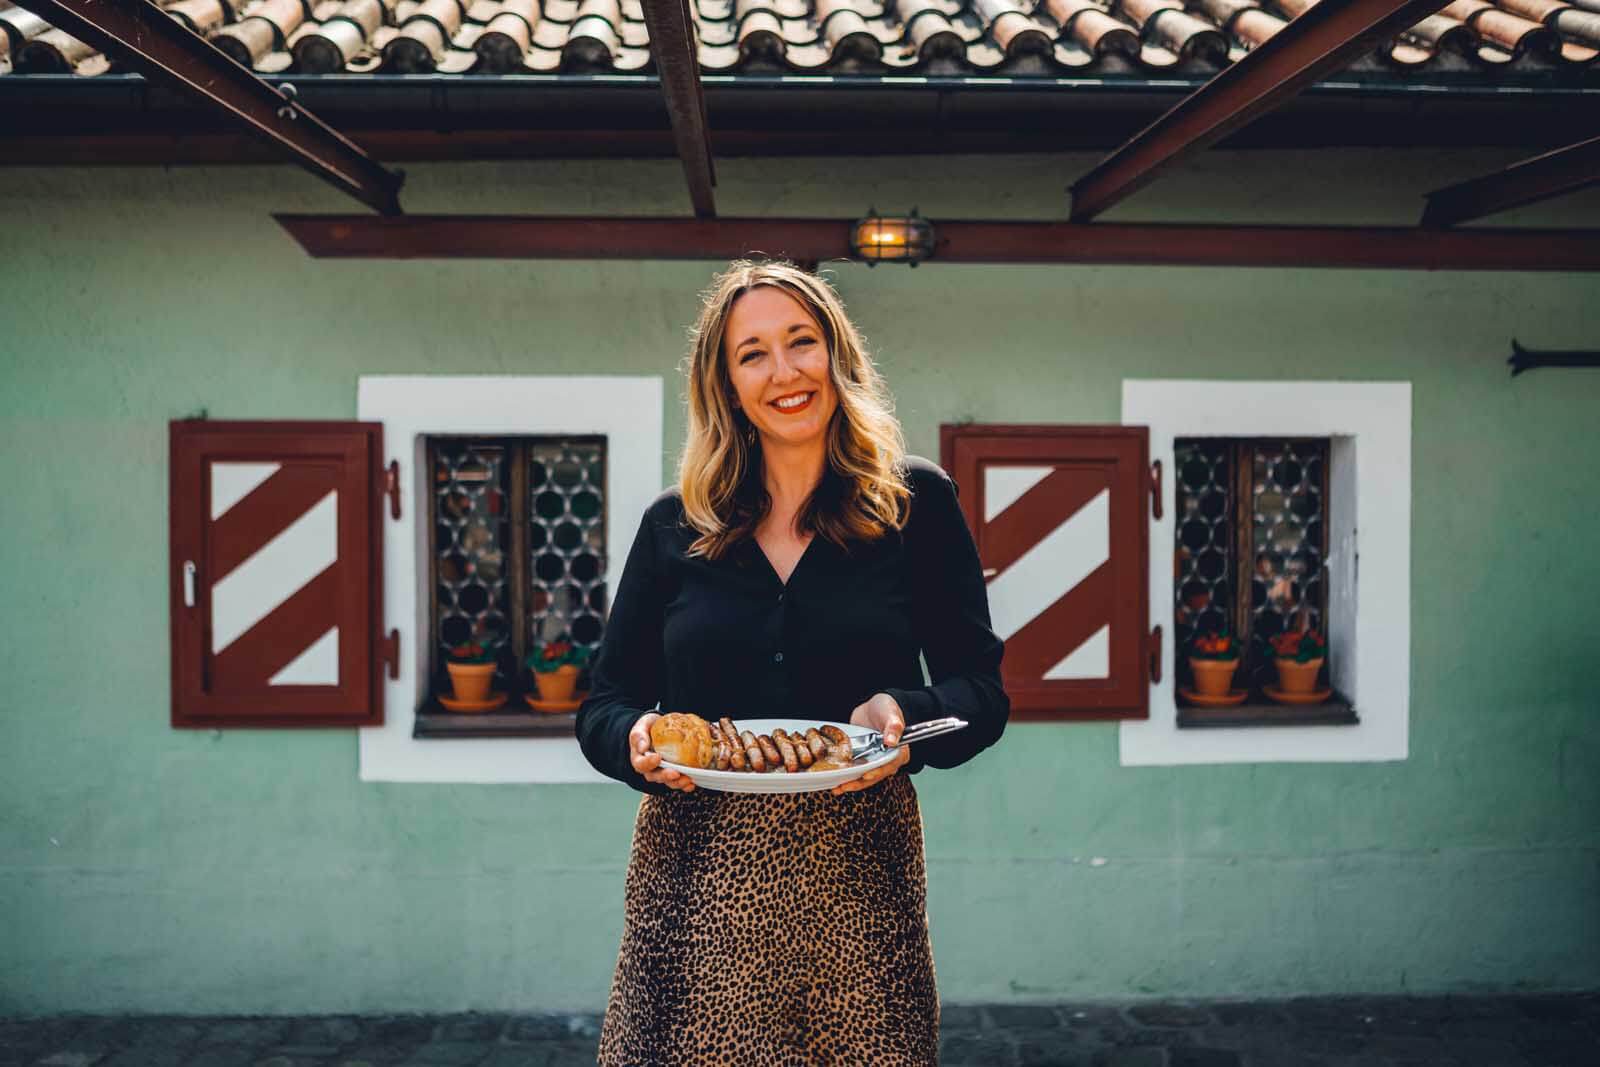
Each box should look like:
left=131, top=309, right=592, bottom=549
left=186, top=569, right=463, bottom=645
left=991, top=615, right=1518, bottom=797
left=629, top=713, right=696, bottom=792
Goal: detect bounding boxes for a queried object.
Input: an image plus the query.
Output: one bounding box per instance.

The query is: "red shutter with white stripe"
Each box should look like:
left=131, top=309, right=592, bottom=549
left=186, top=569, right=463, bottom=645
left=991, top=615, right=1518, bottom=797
left=942, top=424, right=1152, bottom=721
left=170, top=421, right=389, bottom=728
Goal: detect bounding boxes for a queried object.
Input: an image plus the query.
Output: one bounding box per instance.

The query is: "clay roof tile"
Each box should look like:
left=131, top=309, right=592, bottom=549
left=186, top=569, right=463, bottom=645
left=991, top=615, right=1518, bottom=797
left=5, top=0, right=1595, bottom=82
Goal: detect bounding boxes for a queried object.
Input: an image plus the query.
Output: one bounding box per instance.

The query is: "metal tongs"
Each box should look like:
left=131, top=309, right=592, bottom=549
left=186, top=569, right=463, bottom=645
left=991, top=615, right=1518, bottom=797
left=849, top=716, right=969, bottom=761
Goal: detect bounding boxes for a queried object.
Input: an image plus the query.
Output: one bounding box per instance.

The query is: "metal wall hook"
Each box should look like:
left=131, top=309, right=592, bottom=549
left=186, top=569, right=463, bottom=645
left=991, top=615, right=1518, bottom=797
left=1509, top=339, right=1600, bottom=377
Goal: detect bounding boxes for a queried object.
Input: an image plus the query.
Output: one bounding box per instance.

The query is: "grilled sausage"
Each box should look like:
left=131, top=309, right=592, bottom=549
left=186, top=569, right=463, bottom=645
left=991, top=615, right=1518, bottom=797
left=792, top=732, right=814, bottom=768
left=739, top=729, right=767, bottom=772
left=756, top=733, right=783, bottom=770
left=819, top=724, right=853, bottom=762
left=772, top=729, right=800, bottom=773
left=713, top=734, right=731, bottom=771
left=719, top=717, right=746, bottom=771
left=804, top=728, right=829, bottom=761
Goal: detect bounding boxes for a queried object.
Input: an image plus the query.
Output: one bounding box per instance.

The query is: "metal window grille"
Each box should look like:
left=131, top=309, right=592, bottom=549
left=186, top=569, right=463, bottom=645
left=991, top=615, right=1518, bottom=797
left=429, top=436, right=608, bottom=701
left=1175, top=437, right=1329, bottom=693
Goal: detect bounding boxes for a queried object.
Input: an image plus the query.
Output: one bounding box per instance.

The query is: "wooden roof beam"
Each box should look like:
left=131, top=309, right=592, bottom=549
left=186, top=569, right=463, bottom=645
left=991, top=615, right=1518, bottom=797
left=273, top=215, right=1600, bottom=271
left=638, top=0, right=717, bottom=218
left=9, top=0, right=403, bottom=216
left=1421, top=135, right=1600, bottom=228
left=1068, top=0, right=1452, bottom=223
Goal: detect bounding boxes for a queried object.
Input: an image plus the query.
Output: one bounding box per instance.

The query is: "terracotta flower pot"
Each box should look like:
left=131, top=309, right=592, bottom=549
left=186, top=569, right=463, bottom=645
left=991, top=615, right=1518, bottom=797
left=447, top=661, right=496, bottom=702
left=1188, top=657, right=1240, bottom=697
left=1274, top=656, right=1325, bottom=694
left=533, top=663, right=580, bottom=703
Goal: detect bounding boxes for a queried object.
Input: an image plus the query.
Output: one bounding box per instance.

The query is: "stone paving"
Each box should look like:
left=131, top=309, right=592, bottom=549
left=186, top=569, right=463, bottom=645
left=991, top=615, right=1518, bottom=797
left=2, top=993, right=1597, bottom=1067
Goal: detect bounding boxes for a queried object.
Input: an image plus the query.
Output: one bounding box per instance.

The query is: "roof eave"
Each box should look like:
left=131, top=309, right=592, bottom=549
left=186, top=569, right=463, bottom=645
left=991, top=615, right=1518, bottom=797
left=3, top=73, right=1598, bottom=163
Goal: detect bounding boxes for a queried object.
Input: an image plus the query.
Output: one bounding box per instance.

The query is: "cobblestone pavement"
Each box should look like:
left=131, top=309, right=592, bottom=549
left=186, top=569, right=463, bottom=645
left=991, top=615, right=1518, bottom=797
left=3, top=993, right=1596, bottom=1067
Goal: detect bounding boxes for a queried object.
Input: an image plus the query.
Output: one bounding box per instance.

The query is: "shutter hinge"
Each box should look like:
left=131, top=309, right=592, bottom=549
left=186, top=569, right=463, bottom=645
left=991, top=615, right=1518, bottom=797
left=381, top=629, right=400, bottom=680
left=383, top=460, right=401, bottom=520
left=1149, top=459, right=1163, bottom=520
left=1148, top=625, right=1162, bottom=685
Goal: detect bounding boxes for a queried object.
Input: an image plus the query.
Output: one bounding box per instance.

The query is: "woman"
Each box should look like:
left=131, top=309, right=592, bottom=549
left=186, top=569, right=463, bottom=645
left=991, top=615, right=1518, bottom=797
left=575, top=260, right=1009, bottom=1065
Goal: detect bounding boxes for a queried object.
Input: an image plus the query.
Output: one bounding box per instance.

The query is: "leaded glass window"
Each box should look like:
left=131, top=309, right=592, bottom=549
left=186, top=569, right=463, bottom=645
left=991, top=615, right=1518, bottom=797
left=527, top=441, right=608, bottom=652
left=1175, top=437, right=1329, bottom=696
left=429, top=436, right=607, bottom=703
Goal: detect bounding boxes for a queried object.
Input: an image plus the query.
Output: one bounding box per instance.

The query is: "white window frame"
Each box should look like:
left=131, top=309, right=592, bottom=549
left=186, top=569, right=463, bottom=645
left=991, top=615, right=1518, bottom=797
left=1120, top=380, right=1411, bottom=766
left=356, top=375, right=664, bottom=784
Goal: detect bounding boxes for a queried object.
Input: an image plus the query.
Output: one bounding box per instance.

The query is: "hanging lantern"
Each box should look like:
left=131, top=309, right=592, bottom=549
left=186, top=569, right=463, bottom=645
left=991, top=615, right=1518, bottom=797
left=849, top=206, right=936, bottom=267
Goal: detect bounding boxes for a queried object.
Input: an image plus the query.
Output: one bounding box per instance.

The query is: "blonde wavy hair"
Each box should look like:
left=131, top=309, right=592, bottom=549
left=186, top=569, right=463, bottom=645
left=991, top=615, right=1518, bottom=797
left=676, top=260, right=912, bottom=560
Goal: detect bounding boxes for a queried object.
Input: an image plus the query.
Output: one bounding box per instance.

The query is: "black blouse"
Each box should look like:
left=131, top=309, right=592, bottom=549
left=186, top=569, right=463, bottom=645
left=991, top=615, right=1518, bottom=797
left=575, top=456, right=1010, bottom=795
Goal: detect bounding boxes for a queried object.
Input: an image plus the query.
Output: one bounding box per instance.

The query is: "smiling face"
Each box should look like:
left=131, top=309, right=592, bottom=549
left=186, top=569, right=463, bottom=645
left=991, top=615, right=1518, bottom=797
left=724, top=285, right=839, bottom=452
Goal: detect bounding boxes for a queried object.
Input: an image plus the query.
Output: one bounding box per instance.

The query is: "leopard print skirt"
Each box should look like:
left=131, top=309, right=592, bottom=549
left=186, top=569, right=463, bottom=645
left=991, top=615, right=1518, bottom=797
left=597, top=773, right=938, bottom=1066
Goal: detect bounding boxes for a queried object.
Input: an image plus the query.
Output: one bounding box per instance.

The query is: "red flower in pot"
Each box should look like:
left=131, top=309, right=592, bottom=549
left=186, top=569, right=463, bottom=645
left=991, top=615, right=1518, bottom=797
left=1186, top=630, right=1240, bottom=697
left=525, top=639, right=591, bottom=704
left=445, top=641, right=498, bottom=702
left=1269, top=628, right=1326, bottom=694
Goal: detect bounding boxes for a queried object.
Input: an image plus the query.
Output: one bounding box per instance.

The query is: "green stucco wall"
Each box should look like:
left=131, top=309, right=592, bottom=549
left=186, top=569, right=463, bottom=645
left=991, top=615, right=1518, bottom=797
left=1, top=148, right=1597, bottom=1015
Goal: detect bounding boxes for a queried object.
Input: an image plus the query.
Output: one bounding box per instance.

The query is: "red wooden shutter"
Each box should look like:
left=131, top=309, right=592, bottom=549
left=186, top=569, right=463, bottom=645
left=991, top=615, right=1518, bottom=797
left=942, top=424, right=1153, bottom=721
left=169, top=420, right=391, bottom=728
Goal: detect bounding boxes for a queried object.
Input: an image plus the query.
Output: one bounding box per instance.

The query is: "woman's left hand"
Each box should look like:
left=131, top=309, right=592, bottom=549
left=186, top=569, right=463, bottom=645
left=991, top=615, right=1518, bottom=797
left=832, top=693, right=911, bottom=796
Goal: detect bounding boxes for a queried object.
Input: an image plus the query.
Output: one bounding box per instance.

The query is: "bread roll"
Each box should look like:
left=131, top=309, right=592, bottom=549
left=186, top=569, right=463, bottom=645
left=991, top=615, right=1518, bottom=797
left=650, top=712, right=716, bottom=769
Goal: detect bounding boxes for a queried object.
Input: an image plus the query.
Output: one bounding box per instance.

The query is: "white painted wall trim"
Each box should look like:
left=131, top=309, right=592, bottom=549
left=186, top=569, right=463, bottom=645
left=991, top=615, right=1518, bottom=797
left=357, top=375, right=664, bottom=783
left=1120, top=381, right=1411, bottom=766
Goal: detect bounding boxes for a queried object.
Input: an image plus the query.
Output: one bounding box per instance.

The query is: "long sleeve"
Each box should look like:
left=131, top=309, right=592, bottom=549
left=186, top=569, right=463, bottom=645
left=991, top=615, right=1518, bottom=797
left=879, top=466, right=1010, bottom=774
left=575, top=506, right=673, bottom=795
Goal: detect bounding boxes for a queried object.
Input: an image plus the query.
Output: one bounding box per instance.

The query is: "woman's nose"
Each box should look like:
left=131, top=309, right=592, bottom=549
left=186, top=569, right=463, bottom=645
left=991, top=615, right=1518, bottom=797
left=770, top=347, right=799, bottom=382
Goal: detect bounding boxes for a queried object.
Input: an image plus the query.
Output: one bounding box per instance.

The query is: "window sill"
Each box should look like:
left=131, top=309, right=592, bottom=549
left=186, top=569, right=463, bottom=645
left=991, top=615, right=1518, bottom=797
left=413, top=699, right=577, bottom=739
left=1176, top=692, right=1358, bottom=729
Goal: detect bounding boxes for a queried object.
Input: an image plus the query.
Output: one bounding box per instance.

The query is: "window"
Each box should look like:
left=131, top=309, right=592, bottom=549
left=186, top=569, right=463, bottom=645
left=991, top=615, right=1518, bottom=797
left=1120, top=380, right=1411, bottom=767
left=418, top=435, right=609, bottom=736
left=1173, top=436, right=1355, bottom=727
left=356, top=374, right=660, bottom=784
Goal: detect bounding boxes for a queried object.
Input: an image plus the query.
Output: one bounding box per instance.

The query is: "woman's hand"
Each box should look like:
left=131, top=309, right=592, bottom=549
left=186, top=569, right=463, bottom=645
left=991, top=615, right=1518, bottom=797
left=831, top=693, right=911, bottom=796
left=628, top=712, right=696, bottom=792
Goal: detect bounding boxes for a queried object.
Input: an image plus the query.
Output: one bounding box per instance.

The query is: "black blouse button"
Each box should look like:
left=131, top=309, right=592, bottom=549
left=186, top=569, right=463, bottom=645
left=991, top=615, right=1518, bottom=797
left=773, top=651, right=784, bottom=663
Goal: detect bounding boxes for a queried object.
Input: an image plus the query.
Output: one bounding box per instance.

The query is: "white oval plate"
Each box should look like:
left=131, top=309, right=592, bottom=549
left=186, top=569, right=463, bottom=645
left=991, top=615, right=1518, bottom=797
left=658, top=718, right=892, bottom=794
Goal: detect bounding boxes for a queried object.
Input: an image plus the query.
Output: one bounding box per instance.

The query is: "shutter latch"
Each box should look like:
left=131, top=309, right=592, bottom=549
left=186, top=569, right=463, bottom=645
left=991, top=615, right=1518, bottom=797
left=381, top=629, right=400, bottom=680
left=1149, top=459, right=1163, bottom=520
left=383, top=460, right=401, bottom=520
left=1148, top=625, right=1162, bottom=685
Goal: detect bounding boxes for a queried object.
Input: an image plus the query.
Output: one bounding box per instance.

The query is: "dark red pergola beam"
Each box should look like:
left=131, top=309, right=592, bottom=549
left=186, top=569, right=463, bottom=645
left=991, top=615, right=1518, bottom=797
left=12, top=0, right=402, bottom=216
left=1069, top=0, right=1451, bottom=223
left=1421, top=135, right=1600, bottom=228
left=273, top=215, right=1600, bottom=271
left=638, top=0, right=717, bottom=218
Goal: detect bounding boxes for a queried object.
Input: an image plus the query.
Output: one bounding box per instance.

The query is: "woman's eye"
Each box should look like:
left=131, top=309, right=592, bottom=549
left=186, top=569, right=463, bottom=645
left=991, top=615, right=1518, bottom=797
left=741, top=351, right=762, bottom=363
left=794, top=337, right=815, bottom=346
